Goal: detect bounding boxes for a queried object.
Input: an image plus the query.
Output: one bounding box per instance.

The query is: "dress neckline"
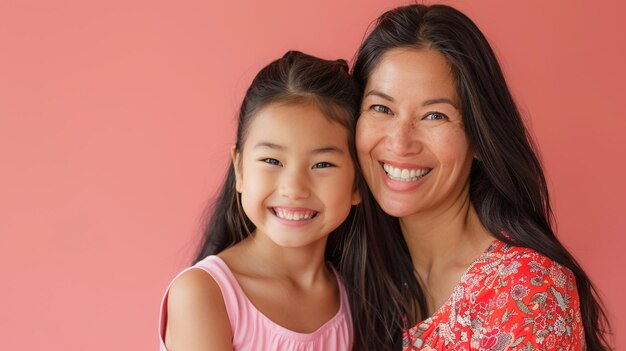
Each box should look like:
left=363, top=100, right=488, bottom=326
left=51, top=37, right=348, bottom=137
left=207, top=255, right=347, bottom=340
left=417, top=238, right=503, bottom=324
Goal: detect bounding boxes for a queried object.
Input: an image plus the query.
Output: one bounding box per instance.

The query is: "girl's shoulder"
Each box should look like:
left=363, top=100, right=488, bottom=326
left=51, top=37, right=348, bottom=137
left=167, top=256, right=238, bottom=304
left=168, top=256, right=233, bottom=301
left=160, top=256, right=234, bottom=351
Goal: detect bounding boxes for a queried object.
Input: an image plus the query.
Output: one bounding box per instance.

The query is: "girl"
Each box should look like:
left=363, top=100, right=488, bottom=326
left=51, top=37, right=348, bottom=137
left=343, top=4, right=612, bottom=350
left=159, top=51, right=364, bottom=351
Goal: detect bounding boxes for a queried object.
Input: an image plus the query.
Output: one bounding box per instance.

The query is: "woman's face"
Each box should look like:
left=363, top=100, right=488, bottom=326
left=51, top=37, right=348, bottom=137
left=356, top=48, right=475, bottom=219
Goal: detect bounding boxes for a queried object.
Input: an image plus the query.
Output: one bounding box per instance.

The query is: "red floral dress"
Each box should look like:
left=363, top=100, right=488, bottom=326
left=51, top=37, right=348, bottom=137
left=403, top=240, right=585, bottom=350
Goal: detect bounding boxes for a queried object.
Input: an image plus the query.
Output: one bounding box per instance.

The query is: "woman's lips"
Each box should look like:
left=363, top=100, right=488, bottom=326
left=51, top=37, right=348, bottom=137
left=379, top=161, right=431, bottom=191
left=382, top=162, right=432, bottom=182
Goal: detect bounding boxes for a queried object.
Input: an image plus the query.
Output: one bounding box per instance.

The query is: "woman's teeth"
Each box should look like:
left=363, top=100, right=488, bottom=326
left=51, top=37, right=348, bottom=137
left=273, top=208, right=317, bottom=221
left=383, top=163, right=430, bottom=182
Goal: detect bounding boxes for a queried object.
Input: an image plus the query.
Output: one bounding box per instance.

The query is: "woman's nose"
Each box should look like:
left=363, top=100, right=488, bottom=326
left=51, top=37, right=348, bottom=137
left=386, top=119, right=421, bottom=156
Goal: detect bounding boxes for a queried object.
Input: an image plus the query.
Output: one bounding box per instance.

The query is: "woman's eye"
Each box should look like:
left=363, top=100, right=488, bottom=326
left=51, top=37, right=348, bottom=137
left=371, top=105, right=391, bottom=114
left=312, top=162, right=334, bottom=169
left=262, top=158, right=282, bottom=166
left=424, top=112, right=447, bottom=120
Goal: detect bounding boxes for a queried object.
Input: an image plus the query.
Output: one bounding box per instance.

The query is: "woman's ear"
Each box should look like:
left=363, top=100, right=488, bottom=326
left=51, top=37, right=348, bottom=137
left=472, top=147, right=480, bottom=161
left=231, top=146, right=242, bottom=193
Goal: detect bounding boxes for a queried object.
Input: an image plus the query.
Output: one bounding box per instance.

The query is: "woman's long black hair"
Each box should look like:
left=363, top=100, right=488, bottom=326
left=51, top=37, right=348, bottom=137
left=345, top=4, right=612, bottom=350
left=194, top=50, right=363, bottom=262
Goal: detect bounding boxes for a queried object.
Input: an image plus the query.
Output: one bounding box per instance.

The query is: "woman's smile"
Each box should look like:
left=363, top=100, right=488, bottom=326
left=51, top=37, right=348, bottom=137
left=381, top=161, right=432, bottom=182
left=356, top=48, right=473, bottom=218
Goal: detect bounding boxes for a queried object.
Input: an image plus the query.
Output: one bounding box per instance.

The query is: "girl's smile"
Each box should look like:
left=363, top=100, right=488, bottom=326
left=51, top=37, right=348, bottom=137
left=234, top=101, right=360, bottom=248
left=270, top=207, right=319, bottom=227
left=271, top=207, right=318, bottom=221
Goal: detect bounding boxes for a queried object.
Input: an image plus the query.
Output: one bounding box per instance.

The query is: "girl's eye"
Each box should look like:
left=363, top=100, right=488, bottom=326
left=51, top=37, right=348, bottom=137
left=371, top=105, right=392, bottom=114
left=262, top=158, right=282, bottom=166
left=312, top=162, right=334, bottom=169
left=424, top=112, right=448, bottom=121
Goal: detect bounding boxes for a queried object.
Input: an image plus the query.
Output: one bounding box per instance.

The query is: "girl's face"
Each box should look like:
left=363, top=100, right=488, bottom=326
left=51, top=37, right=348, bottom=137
left=356, top=48, right=474, bottom=219
left=234, top=102, right=360, bottom=249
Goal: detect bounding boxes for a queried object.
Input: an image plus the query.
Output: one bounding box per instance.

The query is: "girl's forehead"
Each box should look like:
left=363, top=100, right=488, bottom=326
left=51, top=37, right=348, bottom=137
left=242, top=102, right=350, bottom=151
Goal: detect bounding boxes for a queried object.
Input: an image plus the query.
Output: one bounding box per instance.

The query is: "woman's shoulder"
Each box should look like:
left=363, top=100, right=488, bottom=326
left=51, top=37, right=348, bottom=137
left=404, top=240, right=585, bottom=350
left=471, top=240, right=584, bottom=349
left=482, top=240, right=577, bottom=292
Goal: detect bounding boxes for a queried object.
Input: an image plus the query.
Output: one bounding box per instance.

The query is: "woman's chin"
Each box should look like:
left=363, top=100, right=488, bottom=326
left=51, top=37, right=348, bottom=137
left=375, top=195, right=420, bottom=218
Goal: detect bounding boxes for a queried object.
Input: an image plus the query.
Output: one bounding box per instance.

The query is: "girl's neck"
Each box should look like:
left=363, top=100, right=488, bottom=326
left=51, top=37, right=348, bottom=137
left=223, top=232, right=331, bottom=288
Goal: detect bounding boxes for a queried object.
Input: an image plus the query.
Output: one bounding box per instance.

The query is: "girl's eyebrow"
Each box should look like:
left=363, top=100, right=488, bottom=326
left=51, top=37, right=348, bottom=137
left=312, top=146, right=344, bottom=155
left=254, top=142, right=283, bottom=150
left=254, top=142, right=344, bottom=154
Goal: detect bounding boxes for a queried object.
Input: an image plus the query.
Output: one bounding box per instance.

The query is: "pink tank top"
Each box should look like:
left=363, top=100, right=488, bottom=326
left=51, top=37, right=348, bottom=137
left=159, top=256, right=353, bottom=350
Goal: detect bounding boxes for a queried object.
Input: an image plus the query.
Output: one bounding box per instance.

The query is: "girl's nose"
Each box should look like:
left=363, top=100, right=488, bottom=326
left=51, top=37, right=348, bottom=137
left=279, top=169, right=311, bottom=200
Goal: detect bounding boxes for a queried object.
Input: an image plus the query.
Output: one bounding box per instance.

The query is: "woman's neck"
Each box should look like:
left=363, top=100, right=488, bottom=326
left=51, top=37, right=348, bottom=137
left=399, top=194, right=493, bottom=276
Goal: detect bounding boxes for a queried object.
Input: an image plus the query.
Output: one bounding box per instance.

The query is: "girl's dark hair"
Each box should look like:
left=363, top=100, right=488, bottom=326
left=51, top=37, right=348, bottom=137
left=347, top=4, right=612, bottom=350
left=194, top=50, right=364, bottom=269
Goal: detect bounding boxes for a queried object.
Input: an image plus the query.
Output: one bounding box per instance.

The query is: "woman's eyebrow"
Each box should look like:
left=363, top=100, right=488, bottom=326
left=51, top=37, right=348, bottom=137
left=422, top=98, right=460, bottom=110
left=365, top=90, right=459, bottom=110
left=363, top=89, right=395, bottom=102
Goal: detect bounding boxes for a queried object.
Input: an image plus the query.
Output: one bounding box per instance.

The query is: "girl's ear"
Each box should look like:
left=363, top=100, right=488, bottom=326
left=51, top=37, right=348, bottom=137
left=351, top=187, right=362, bottom=206
left=231, top=146, right=242, bottom=193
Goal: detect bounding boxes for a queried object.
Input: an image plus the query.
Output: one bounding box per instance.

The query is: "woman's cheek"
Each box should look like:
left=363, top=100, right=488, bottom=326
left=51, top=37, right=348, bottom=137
left=356, top=118, right=378, bottom=154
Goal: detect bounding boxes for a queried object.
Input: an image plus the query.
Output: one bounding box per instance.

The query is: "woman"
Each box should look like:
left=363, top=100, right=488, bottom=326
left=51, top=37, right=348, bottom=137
left=340, top=4, right=612, bottom=350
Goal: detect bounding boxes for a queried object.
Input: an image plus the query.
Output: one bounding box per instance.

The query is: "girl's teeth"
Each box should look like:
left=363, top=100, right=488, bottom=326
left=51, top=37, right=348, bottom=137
left=275, top=208, right=315, bottom=221
left=383, top=163, right=430, bottom=182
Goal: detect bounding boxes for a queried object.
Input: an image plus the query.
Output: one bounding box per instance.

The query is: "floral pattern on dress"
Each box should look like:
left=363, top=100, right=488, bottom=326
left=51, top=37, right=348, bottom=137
left=403, top=240, right=585, bottom=350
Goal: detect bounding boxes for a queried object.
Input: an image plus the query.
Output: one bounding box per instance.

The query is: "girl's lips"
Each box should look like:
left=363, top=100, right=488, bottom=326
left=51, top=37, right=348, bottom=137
left=271, top=207, right=318, bottom=221
left=270, top=207, right=318, bottom=227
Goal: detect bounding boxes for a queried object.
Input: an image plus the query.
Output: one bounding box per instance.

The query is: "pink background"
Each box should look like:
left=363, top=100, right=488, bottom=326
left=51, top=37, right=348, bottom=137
left=1, top=0, right=624, bottom=349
